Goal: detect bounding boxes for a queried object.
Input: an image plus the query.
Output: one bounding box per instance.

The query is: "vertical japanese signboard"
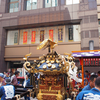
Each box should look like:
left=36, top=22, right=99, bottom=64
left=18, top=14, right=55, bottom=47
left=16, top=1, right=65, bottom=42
left=68, top=28, right=73, bottom=40
left=40, top=30, right=44, bottom=42
left=23, top=31, right=27, bottom=44
left=49, top=30, right=53, bottom=41
left=58, top=29, right=63, bottom=42
left=14, top=32, right=18, bottom=44
left=31, top=31, right=36, bottom=43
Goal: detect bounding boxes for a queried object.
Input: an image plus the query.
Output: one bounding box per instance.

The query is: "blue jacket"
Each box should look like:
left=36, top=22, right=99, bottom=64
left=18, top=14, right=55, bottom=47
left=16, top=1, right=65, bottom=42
left=23, top=79, right=32, bottom=88
left=82, top=84, right=91, bottom=91
left=0, top=84, right=15, bottom=100
left=76, top=88, right=100, bottom=100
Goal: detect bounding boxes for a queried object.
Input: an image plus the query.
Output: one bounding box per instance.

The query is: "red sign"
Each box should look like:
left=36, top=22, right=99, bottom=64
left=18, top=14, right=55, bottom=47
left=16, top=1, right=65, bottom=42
left=49, top=30, right=53, bottom=41
left=83, top=58, right=100, bottom=66
left=96, top=58, right=99, bottom=65
left=23, top=31, right=27, bottom=44
left=31, top=31, right=36, bottom=43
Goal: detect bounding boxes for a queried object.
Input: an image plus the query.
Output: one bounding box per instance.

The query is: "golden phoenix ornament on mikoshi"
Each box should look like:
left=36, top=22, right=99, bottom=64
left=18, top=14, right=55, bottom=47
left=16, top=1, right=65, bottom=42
left=23, top=39, right=82, bottom=100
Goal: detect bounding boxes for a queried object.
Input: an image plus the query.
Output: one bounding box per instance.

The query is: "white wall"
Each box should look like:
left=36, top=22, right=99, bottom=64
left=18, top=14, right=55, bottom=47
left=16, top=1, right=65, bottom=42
left=73, top=25, right=81, bottom=41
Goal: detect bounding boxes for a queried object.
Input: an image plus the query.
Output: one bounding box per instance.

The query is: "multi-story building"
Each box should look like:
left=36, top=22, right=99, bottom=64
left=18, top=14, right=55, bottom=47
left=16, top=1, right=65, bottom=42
left=97, top=0, right=100, bottom=36
left=0, top=0, right=99, bottom=72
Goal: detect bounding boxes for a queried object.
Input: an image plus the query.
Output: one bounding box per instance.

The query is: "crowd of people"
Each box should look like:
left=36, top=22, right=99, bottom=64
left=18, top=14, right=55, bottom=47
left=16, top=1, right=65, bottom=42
left=0, top=70, right=33, bottom=100
left=76, top=70, right=100, bottom=100
left=0, top=69, right=100, bottom=100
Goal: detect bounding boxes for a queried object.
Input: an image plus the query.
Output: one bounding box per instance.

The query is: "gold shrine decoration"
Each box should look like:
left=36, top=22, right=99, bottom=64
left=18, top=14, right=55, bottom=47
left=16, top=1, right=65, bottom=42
left=37, top=39, right=57, bottom=50
left=23, top=53, right=32, bottom=61
left=22, top=39, right=81, bottom=100
left=64, top=53, right=73, bottom=60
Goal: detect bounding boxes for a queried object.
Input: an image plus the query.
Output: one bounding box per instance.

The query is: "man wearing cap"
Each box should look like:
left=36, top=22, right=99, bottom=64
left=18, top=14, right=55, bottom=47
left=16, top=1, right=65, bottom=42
left=0, top=78, right=15, bottom=100
left=0, top=73, right=6, bottom=87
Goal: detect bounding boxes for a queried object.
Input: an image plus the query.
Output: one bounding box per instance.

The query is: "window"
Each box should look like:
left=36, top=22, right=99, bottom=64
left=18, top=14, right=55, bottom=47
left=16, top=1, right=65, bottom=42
left=88, top=1, right=97, bottom=10
left=45, top=0, right=58, bottom=8
left=68, top=28, right=73, bottom=40
left=47, top=0, right=49, bottom=3
left=99, top=27, right=100, bottom=36
left=61, top=0, right=65, bottom=5
left=98, top=21, right=100, bottom=36
left=66, top=0, right=72, bottom=5
left=26, top=0, right=37, bottom=10
left=88, top=0, right=95, bottom=2
left=58, top=29, right=63, bottom=42
left=66, top=0, right=79, bottom=5
left=73, top=0, right=79, bottom=4
left=7, top=30, right=19, bottom=45
left=99, top=21, right=100, bottom=25
left=9, top=0, right=19, bottom=13
left=55, top=0, right=57, bottom=6
left=89, top=40, right=94, bottom=50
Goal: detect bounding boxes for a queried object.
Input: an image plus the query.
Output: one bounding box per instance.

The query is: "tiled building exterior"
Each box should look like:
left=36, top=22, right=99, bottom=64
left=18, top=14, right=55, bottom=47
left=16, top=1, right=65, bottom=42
left=97, top=0, right=100, bottom=35
left=0, top=0, right=99, bottom=72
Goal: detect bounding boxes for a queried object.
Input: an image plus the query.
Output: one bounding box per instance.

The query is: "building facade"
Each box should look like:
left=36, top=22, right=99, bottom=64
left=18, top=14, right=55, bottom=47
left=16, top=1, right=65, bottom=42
left=0, top=0, right=99, bottom=72
left=97, top=0, right=100, bottom=36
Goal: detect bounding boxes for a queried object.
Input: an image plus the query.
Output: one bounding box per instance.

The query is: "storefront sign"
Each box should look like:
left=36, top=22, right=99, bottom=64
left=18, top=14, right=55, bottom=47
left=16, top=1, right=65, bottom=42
left=23, top=31, right=27, bottom=44
left=14, top=32, right=18, bottom=44
left=83, top=58, right=100, bottom=66
left=31, top=31, right=36, bottom=43
left=69, top=28, right=73, bottom=40
left=40, top=30, right=44, bottom=42
left=58, top=29, right=63, bottom=42
left=49, top=30, right=53, bottom=41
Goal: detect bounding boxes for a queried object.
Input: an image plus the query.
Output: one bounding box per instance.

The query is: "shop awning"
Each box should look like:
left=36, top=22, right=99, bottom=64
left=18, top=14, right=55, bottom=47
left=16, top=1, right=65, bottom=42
left=72, top=50, right=100, bottom=57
